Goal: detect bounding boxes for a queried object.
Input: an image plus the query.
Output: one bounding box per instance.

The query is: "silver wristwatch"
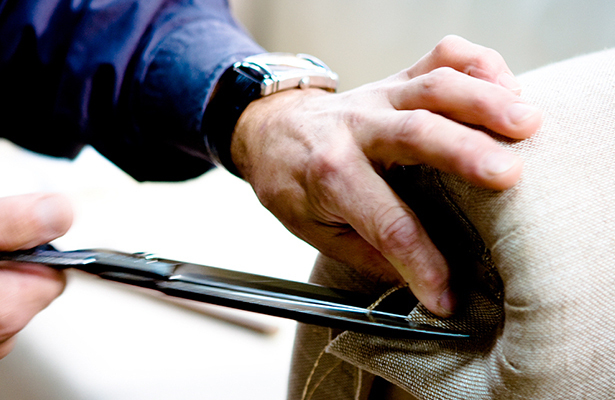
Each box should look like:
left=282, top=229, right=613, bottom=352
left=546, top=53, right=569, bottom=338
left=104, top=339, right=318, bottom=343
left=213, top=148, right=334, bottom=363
left=234, top=53, right=339, bottom=96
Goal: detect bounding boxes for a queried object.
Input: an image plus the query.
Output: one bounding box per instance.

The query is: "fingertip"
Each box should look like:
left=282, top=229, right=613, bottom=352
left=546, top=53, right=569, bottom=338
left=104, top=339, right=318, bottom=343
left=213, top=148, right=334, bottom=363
left=35, top=194, right=74, bottom=240
left=436, top=287, right=456, bottom=317
left=481, top=150, right=518, bottom=175
left=522, top=107, right=543, bottom=139
left=408, top=280, right=457, bottom=318
left=388, top=249, right=456, bottom=317
left=479, top=151, right=524, bottom=190
left=506, top=103, right=542, bottom=136
left=0, top=193, right=74, bottom=250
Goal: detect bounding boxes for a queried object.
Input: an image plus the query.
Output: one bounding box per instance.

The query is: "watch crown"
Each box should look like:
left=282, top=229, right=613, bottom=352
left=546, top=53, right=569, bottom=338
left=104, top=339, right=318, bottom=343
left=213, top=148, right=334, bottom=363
left=299, top=76, right=311, bottom=90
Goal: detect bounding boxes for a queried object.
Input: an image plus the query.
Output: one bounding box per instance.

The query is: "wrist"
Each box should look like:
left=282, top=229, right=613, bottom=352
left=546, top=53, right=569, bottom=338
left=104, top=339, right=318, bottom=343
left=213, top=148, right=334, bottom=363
left=202, top=53, right=338, bottom=178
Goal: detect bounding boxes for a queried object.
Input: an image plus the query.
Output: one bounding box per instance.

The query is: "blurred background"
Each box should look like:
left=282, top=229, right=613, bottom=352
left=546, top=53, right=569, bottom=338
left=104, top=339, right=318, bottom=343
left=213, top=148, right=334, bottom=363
left=1, top=1, right=614, bottom=399
left=233, top=0, right=615, bottom=90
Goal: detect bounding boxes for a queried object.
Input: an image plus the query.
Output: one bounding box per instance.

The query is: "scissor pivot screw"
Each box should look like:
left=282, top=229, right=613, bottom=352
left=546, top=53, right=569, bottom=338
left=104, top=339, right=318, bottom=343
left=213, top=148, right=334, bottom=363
left=133, top=252, right=159, bottom=262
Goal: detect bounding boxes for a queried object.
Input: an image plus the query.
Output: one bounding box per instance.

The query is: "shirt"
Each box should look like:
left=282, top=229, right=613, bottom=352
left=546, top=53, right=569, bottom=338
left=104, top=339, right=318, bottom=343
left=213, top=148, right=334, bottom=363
left=0, top=0, right=263, bottom=181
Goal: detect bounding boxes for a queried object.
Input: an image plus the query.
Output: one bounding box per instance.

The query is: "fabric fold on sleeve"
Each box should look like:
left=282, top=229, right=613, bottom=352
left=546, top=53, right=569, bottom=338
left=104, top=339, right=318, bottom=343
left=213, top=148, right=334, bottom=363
left=0, top=0, right=263, bottom=181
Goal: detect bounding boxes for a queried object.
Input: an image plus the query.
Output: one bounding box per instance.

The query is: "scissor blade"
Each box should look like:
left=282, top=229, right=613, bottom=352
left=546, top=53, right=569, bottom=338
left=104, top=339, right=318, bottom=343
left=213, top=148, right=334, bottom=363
left=163, top=263, right=469, bottom=339
left=155, top=278, right=466, bottom=339
left=0, top=247, right=469, bottom=339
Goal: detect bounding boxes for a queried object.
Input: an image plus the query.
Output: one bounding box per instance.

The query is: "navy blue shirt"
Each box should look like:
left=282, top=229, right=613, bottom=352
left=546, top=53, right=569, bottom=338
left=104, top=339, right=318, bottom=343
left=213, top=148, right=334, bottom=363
left=0, top=0, right=263, bottom=181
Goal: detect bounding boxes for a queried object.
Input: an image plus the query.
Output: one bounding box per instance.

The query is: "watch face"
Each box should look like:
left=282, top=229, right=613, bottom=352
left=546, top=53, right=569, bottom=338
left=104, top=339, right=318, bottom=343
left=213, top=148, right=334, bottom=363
left=243, top=53, right=328, bottom=76
left=260, top=54, right=321, bottom=70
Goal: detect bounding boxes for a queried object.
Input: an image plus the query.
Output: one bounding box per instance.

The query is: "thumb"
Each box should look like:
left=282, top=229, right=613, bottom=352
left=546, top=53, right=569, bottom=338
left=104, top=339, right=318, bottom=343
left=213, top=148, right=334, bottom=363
left=0, top=193, right=73, bottom=251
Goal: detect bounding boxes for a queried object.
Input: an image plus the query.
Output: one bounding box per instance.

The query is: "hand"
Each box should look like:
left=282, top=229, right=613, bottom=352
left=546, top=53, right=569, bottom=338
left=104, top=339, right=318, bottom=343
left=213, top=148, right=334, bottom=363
left=230, top=35, right=542, bottom=317
left=0, top=193, right=73, bottom=358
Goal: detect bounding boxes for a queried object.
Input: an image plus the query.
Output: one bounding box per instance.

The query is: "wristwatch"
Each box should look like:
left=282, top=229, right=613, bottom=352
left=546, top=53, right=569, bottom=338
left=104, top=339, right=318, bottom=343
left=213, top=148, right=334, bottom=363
left=203, top=53, right=339, bottom=177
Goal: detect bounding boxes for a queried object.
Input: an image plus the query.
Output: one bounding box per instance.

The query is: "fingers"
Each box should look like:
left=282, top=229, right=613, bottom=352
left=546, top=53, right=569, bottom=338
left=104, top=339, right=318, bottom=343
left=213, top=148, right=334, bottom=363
left=305, top=149, right=455, bottom=317
left=388, top=67, right=542, bottom=140
left=0, top=193, right=74, bottom=251
left=358, top=63, right=542, bottom=191
left=0, top=193, right=72, bottom=359
left=407, top=35, right=522, bottom=93
left=360, top=109, right=524, bottom=190
left=361, top=36, right=542, bottom=192
left=0, top=262, right=66, bottom=357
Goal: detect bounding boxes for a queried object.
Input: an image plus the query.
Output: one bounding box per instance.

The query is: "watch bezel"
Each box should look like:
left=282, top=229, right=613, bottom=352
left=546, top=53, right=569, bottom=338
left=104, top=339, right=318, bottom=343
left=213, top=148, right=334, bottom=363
left=233, top=53, right=339, bottom=96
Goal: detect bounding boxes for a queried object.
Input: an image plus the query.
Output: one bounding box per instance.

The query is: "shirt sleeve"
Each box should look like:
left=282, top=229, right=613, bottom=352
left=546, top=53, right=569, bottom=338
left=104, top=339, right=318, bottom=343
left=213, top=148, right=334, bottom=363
left=0, top=0, right=264, bottom=181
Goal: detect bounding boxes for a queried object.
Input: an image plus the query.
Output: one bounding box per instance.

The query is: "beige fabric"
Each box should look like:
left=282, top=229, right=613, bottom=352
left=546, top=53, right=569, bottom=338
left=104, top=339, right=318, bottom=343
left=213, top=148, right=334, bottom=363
left=288, top=255, right=388, bottom=400
left=289, top=48, right=615, bottom=399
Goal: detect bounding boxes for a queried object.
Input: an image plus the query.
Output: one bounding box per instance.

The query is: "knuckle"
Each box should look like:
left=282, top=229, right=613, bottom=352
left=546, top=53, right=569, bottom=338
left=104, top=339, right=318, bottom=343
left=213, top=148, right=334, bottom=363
left=302, top=145, right=358, bottom=213
left=432, top=35, right=465, bottom=59
left=398, top=109, right=437, bottom=149
left=374, top=206, right=422, bottom=258
left=306, top=145, right=355, bottom=188
left=414, top=262, right=448, bottom=290
left=454, top=130, right=482, bottom=156
left=469, top=91, right=494, bottom=114
left=432, top=35, right=505, bottom=78
left=480, top=46, right=505, bottom=64
left=418, top=67, right=458, bottom=102
left=443, top=131, right=485, bottom=175
left=252, top=178, right=301, bottom=224
left=307, top=149, right=340, bottom=181
left=465, top=47, right=504, bottom=77
left=252, top=178, right=284, bottom=211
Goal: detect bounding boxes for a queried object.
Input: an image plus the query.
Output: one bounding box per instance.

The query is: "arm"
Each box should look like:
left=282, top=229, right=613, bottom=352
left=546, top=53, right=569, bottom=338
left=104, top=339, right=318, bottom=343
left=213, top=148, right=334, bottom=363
left=0, top=0, right=262, bottom=180
left=0, top=0, right=261, bottom=359
left=1, top=3, right=540, bottom=322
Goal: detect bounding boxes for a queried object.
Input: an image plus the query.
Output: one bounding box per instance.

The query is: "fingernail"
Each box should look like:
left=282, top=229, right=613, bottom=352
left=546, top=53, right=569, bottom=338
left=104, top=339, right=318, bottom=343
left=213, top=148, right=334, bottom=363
left=498, top=72, right=522, bottom=94
left=482, top=151, right=518, bottom=176
left=35, top=196, right=70, bottom=238
left=507, top=103, right=539, bottom=125
left=437, top=288, right=455, bottom=317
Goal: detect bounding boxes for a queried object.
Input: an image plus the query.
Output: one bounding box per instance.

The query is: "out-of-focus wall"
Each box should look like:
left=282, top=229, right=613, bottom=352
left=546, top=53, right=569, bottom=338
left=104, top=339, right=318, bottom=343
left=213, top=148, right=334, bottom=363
left=231, top=0, right=615, bottom=91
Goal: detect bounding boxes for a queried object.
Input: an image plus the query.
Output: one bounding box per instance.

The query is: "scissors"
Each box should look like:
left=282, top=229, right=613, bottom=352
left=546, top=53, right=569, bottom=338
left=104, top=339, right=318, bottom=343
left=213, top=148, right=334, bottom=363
left=0, top=245, right=468, bottom=339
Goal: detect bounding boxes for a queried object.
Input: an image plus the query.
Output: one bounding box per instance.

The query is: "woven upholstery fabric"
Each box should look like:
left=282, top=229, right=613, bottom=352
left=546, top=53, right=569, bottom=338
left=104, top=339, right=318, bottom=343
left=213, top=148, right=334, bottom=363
left=289, top=48, right=615, bottom=400
left=287, top=258, right=383, bottom=400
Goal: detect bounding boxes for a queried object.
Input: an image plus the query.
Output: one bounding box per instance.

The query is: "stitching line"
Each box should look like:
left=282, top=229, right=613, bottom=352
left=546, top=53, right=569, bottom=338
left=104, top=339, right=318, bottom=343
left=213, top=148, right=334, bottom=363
left=301, top=347, right=326, bottom=400
left=302, top=283, right=408, bottom=400
left=301, top=346, right=344, bottom=400
left=366, top=283, right=409, bottom=313
left=354, top=367, right=362, bottom=400
left=306, top=359, right=344, bottom=400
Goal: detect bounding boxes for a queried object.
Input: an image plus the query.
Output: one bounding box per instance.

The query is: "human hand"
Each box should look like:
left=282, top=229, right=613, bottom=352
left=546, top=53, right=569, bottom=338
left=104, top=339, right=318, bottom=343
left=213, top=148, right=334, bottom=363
left=0, top=193, right=73, bottom=358
left=230, top=35, right=542, bottom=317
